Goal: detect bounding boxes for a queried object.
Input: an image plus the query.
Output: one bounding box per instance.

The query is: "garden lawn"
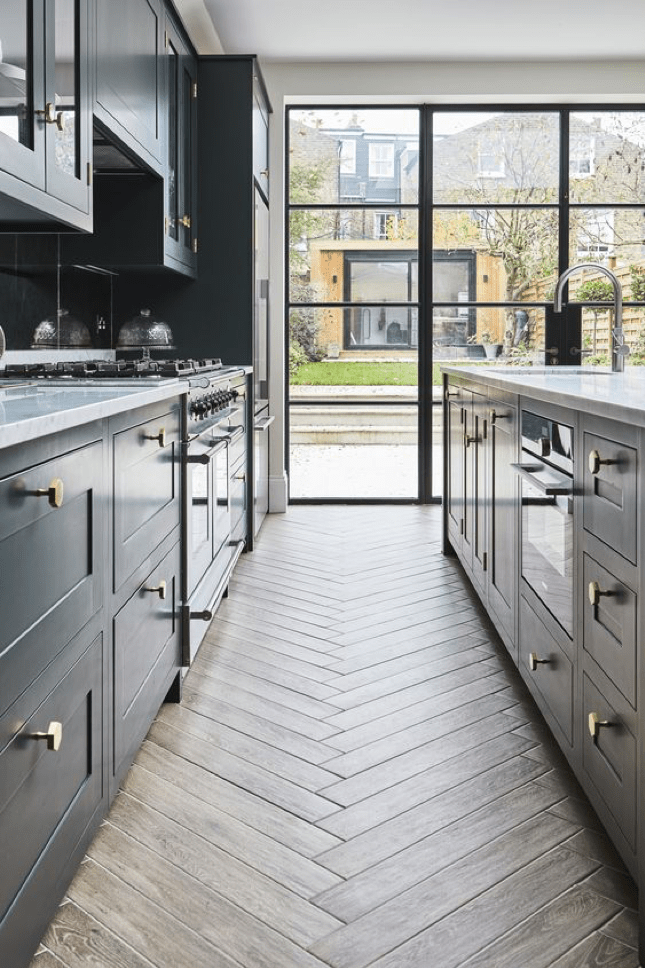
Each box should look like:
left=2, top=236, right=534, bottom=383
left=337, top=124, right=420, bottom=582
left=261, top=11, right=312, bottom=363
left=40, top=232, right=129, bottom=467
left=290, top=360, right=491, bottom=387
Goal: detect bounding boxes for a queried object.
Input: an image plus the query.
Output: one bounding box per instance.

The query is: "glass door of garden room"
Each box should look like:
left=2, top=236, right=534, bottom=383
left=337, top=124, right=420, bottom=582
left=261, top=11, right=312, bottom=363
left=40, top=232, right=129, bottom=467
left=286, top=105, right=645, bottom=502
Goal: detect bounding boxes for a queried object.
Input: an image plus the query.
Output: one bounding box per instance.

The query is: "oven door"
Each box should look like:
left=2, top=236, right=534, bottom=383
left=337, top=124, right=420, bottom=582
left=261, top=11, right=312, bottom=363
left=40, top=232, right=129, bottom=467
left=185, top=432, right=230, bottom=600
left=515, top=460, right=574, bottom=638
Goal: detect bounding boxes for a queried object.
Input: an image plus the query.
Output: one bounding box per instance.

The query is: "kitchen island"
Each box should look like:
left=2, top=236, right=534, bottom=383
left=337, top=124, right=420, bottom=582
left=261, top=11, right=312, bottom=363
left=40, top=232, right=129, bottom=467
left=0, top=379, right=187, bottom=968
left=443, top=364, right=645, bottom=962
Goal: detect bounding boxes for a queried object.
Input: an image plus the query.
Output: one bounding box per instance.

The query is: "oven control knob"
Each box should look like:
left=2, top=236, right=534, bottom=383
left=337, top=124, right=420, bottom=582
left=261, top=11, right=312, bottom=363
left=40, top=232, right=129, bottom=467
left=539, top=436, right=551, bottom=457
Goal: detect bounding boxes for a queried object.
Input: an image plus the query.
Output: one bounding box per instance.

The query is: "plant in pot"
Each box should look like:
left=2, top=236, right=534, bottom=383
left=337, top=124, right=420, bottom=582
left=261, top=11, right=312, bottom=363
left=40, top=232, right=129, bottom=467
left=480, top=329, right=502, bottom=360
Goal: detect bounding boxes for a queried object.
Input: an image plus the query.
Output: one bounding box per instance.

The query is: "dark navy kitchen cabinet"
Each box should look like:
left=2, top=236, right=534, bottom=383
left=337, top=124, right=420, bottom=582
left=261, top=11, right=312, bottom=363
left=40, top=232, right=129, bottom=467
left=0, top=0, right=92, bottom=230
left=0, top=423, right=107, bottom=968
left=0, top=390, right=183, bottom=968
left=62, top=1, right=198, bottom=276
left=163, top=8, right=198, bottom=273
left=110, top=400, right=181, bottom=595
left=94, top=0, right=164, bottom=173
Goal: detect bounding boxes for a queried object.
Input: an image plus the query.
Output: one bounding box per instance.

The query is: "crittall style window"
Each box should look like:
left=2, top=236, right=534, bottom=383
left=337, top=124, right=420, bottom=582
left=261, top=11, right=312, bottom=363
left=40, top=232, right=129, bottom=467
left=287, top=106, right=645, bottom=502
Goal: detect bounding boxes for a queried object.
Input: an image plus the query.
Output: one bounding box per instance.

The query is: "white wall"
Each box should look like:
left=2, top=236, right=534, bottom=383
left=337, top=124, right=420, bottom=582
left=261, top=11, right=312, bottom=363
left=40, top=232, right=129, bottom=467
left=260, top=59, right=645, bottom=510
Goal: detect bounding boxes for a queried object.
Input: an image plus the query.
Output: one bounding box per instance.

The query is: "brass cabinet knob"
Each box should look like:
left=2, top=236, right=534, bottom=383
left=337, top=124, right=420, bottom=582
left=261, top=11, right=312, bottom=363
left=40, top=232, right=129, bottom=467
left=464, top=434, right=481, bottom=449
left=37, top=103, right=65, bottom=131
left=260, top=168, right=269, bottom=178
left=490, top=410, right=510, bottom=424
left=235, top=473, right=246, bottom=482
left=32, top=721, right=63, bottom=752
left=145, top=427, right=166, bottom=448
left=588, top=581, right=612, bottom=606
left=35, top=478, right=64, bottom=508
left=179, top=215, right=191, bottom=229
left=588, top=449, right=615, bottom=475
left=144, top=579, right=167, bottom=600
left=588, top=711, right=612, bottom=741
left=528, top=652, right=551, bottom=672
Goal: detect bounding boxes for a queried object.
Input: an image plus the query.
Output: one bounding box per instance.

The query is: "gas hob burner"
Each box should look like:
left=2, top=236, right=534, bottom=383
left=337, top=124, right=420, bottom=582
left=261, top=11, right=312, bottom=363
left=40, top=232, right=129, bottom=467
left=157, top=358, right=223, bottom=377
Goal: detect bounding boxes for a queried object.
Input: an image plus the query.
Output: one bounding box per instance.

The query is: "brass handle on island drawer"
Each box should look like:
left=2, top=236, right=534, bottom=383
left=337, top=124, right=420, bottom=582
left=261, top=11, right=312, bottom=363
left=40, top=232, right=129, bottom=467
left=588, top=581, right=612, bottom=606
left=490, top=410, right=510, bottom=424
left=36, top=102, right=65, bottom=131
left=145, top=427, right=166, bottom=448
left=35, top=478, right=64, bottom=508
left=588, top=711, right=612, bottom=741
left=144, top=580, right=167, bottom=600
left=32, top=721, right=63, bottom=752
left=464, top=434, right=481, bottom=449
left=588, top=449, right=616, bottom=475
left=179, top=215, right=191, bottom=229
left=528, top=652, right=551, bottom=672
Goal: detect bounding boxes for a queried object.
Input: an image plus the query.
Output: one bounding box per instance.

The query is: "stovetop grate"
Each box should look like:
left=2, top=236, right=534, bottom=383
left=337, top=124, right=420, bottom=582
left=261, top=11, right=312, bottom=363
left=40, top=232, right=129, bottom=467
left=0, top=359, right=224, bottom=379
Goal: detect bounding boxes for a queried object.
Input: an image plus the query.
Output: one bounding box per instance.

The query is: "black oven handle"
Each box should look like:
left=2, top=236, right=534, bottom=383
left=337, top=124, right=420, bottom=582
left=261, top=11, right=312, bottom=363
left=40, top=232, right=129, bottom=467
left=511, top=462, right=573, bottom=496
left=186, top=438, right=228, bottom=465
left=185, top=426, right=244, bottom=465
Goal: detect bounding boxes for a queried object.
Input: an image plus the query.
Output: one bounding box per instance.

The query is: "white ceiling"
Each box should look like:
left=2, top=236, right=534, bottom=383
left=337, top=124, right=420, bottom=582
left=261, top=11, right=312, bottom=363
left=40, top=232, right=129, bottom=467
left=201, top=0, right=645, bottom=62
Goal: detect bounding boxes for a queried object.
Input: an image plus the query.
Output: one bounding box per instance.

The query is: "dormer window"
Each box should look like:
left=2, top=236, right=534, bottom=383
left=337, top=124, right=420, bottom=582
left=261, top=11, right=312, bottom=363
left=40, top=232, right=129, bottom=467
left=369, top=143, right=394, bottom=178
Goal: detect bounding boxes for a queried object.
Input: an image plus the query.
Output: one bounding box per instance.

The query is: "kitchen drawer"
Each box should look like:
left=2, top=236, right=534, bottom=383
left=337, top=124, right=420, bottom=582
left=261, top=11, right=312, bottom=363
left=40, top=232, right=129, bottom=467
left=0, top=631, right=104, bottom=960
left=583, top=553, right=636, bottom=708
left=0, top=440, right=103, bottom=718
left=113, top=541, right=180, bottom=787
left=581, top=671, right=636, bottom=851
left=583, top=429, right=637, bottom=564
left=112, top=403, right=181, bottom=594
left=520, top=596, right=573, bottom=745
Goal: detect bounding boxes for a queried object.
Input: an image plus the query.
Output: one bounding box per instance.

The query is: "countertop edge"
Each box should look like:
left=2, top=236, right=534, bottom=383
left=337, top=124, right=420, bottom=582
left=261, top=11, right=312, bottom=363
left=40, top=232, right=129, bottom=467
left=0, top=382, right=188, bottom=450
left=441, top=365, right=645, bottom=427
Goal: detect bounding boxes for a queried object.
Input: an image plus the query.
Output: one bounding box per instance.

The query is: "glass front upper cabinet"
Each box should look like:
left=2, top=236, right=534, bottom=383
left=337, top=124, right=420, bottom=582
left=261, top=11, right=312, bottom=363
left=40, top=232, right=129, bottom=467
left=164, top=14, right=197, bottom=271
left=0, top=0, right=90, bottom=217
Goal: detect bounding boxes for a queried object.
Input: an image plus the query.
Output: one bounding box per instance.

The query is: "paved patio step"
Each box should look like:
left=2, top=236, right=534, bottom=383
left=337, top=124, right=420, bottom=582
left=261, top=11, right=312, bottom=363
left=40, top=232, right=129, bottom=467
left=290, top=405, right=418, bottom=428
left=291, top=424, right=419, bottom=444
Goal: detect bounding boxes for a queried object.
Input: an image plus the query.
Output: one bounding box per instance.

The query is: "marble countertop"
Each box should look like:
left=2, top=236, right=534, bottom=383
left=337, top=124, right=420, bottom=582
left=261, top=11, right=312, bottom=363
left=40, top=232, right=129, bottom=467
left=0, top=380, right=186, bottom=449
left=441, top=365, right=645, bottom=425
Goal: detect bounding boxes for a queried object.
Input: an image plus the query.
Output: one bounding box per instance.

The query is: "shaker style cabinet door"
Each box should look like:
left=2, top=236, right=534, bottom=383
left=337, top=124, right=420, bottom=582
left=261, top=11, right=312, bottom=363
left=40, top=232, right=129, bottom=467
left=0, top=0, right=46, bottom=190
left=94, top=0, right=163, bottom=169
left=45, top=0, right=92, bottom=214
left=163, top=12, right=198, bottom=272
left=111, top=403, right=181, bottom=593
left=0, top=0, right=91, bottom=221
left=487, top=399, right=518, bottom=646
left=0, top=439, right=104, bottom=720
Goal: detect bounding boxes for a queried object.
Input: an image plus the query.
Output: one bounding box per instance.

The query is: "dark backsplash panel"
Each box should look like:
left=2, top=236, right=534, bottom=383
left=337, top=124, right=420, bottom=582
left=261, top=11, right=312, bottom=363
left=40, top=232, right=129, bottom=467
left=0, top=235, right=115, bottom=350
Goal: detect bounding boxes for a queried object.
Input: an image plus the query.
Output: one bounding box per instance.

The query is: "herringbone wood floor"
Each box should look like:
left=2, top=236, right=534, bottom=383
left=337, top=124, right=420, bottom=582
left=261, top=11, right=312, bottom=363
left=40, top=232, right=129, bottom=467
left=33, top=506, right=640, bottom=968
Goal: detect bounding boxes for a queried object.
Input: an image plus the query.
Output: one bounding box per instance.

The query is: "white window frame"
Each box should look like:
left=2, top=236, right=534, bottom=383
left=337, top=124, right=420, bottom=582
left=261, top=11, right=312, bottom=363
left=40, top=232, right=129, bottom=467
left=576, top=209, right=614, bottom=260
left=570, top=137, right=595, bottom=178
left=339, top=139, right=356, bottom=174
left=369, top=142, right=394, bottom=178
left=374, top=211, right=398, bottom=240
left=477, top=147, right=505, bottom=178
